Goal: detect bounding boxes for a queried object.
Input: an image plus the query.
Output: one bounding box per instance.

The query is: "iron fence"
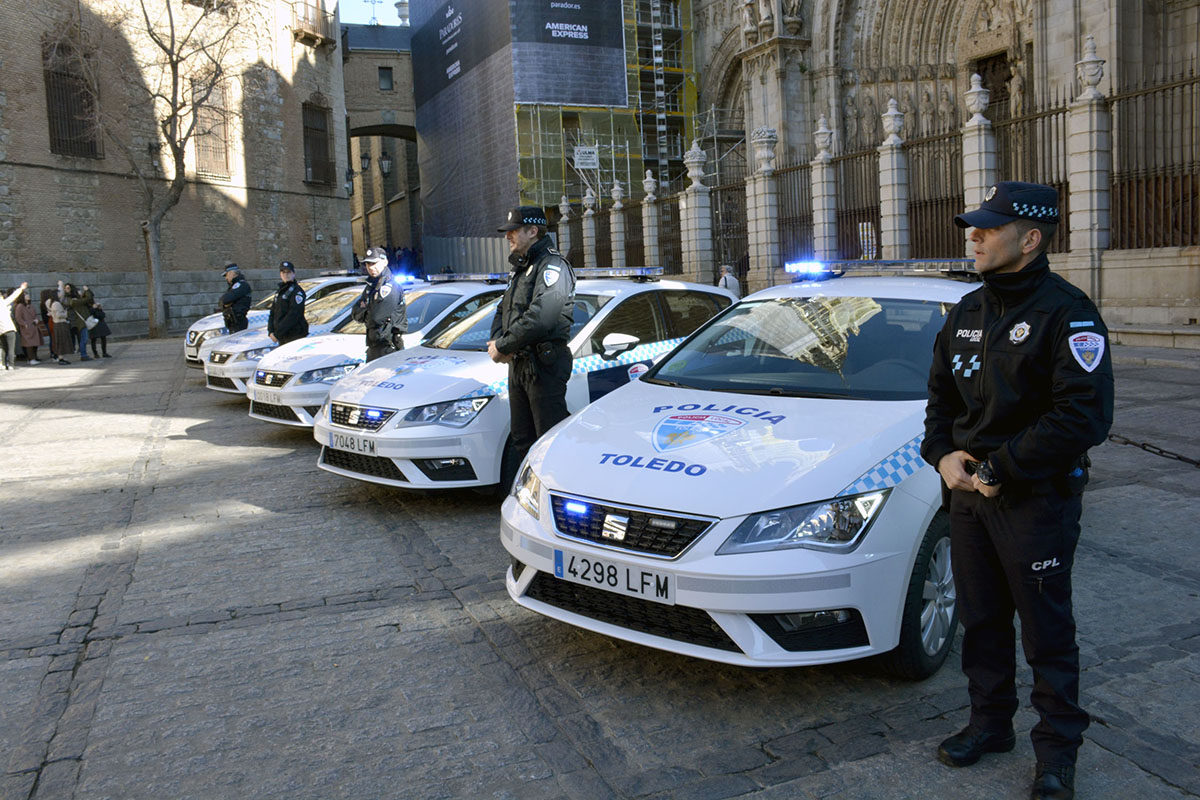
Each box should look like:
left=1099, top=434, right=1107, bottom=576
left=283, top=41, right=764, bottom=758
left=1110, top=66, right=1199, bottom=249
left=660, top=195, right=683, bottom=275
left=712, top=179, right=748, bottom=283
left=833, top=148, right=881, bottom=260
left=906, top=130, right=963, bottom=257
left=566, top=213, right=583, bottom=266
left=624, top=202, right=645, bottom=267
left=993, top=91, right=1071, bottom=253
left=594, top=211, right=612, bottom=267
left=777, top=162, right=813, bottom=264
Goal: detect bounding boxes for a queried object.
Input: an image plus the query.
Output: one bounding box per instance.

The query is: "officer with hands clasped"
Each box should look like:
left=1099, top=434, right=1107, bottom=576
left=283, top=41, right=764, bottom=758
left=353, top=246, right=407, bottom=362
left=219, top=262, right=252, bottom=333
left=487, top=206, right=576, bottom=468
left=922, top=182, right=1114, bottom=800
left=267, top=261, right=308, bottom=346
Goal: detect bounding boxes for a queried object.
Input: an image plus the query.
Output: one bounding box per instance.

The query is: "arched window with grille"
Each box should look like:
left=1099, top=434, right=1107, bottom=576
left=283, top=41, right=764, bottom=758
left=302, top=96, right=334, bottom=185
left=42, top=37, right=102, bottom=159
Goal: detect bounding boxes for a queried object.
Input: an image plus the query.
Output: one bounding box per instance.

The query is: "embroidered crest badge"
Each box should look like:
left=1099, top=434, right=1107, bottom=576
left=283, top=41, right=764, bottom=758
left=652, top=413, right=745, bottom=453
left=1068, top=332, right=1105, bottom=372
left=378, top=283, right=392, bottom=299
left=985, top=185, right=997, bottom=201
left=544, top=267, right=561, bottom=287
left=1009, top=321, right=1031, bottom=344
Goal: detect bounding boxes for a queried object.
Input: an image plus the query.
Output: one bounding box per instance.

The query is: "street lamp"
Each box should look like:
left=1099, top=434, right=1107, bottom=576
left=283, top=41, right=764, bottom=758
left=379, top=150, right=392, bottom=178
left=360, top=151, right=371, bottom=173
left=344, top=167, right=354, bottom=197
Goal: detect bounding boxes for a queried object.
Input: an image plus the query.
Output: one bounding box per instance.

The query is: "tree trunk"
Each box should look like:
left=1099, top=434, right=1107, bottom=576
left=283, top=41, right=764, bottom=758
left=143, top=220, right=166, bottom=338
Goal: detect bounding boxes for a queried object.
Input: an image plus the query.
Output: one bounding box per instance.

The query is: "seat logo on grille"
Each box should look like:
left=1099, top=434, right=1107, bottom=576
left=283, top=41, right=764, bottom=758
left=348, top=408, right=360, bottom=425
left=602, top=514, right=629, bottom=541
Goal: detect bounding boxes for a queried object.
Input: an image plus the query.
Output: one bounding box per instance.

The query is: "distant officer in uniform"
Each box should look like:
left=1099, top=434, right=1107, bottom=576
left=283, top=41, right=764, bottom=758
left=219, top=262, right=252, bottom=333
left=488, top=206, right=576, bottom=467
left=352, top=247, right=407, bottom=362
left=923, top=182, right=1114, bottom=800
left=267, top=261, right=308, bottom=345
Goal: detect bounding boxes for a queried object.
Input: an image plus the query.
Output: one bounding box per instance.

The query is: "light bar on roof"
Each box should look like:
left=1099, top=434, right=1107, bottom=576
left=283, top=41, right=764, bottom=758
left=428, top=272, right=510, bottom=284
left=574, top=267, right=664, bottom=279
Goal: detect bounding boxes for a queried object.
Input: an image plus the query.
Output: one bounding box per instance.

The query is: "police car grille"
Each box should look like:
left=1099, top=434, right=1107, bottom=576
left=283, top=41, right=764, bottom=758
left=550, top=495, right=712, bottom=558
left=206, top=376, right=237, bottom=390
left=330, top=403, right=395, bottom=431
left=525, top=573, right=739, bottom=653
left=255, top=371, right=292, bottom=387
left=209, top=352, right=232, bottom=364
left=321, top=447, right=407, bottom=481
left=250, top=401, right=300, bottom=422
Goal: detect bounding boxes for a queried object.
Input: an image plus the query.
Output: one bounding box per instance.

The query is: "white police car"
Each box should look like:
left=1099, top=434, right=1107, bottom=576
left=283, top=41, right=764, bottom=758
left=203, top=285, right=370, bottom=394
left=313, top=269, right=736, bottom=490
left=501, top=266, right=974, bottom=678
left=183, top=274, right=363, bottom=367
left=247, top=277, right=509, bottom=426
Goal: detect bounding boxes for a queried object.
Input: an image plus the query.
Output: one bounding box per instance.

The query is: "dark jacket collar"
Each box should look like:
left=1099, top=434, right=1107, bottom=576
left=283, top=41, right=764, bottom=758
left=509, top=235, right=551, bottom=271
left=982, top=252, right=1051, bottom=303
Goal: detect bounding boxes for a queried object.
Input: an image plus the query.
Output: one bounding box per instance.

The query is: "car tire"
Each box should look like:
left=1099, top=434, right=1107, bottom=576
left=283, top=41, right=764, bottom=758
left=485, top=436, right=520, bottom=498
left=879, top=510, right=957, bottom=680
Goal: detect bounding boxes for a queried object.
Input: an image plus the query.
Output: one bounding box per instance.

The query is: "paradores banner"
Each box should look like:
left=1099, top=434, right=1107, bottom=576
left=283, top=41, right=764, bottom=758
left=511, top=1, right=628, bottom=107
left=412, top=0, right=511, bottom=109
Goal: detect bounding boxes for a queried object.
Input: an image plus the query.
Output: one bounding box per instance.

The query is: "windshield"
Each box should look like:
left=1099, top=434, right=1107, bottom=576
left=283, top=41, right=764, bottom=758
left=424, top=294, right=607, bottom=352
left=304, top=288, right=361, bottom=326
left=645, top=295, right=954, bottom=401
left=404, top=291, right=458, bottom=331
left=251, top=295, right=274, bottom=310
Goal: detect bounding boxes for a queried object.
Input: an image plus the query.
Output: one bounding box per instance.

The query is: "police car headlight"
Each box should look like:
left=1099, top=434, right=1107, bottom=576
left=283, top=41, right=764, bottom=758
left=513, top=464, right=542, bottom=519
left=399, top=396, right=492, bottom=428
left=297, top=362, right=361, bottom=385
left=234, top=346, right=274, bottom=362
left=716, top=490, right=890, bottom=555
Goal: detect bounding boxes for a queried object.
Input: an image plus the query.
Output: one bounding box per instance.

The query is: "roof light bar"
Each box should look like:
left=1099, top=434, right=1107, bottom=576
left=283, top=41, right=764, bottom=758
left=428, top=272, right=510, bottom=284
left=575, top=267, right=664, bottom=281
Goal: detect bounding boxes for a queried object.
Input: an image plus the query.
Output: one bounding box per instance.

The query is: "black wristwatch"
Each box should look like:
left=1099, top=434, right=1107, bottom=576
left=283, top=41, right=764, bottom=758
left=975, top=459, right=1000, bottom=486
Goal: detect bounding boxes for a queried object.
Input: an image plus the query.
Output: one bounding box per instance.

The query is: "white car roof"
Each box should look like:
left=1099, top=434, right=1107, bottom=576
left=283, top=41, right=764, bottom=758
left=746, top=275, right=975, bottom=303
left=575, top=277, right=735, bottom=300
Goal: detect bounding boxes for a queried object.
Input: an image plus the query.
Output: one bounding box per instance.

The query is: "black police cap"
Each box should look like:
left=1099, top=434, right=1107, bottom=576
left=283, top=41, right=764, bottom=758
left=497, top=206, right=548, bottom=232
left=955, top=181, right=1060, bottom=229
left=363, top=246, right=388, bottom=264
left=279, top=260, right=296, bottom=272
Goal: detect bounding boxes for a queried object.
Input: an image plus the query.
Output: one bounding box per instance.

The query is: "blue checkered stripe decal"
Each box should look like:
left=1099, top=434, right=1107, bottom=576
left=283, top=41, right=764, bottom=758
left=459, top=337, right=684, bottom=399
left=837, top=434, right=927, bottom=497
left=1012, top=202, right=1058, bottom=220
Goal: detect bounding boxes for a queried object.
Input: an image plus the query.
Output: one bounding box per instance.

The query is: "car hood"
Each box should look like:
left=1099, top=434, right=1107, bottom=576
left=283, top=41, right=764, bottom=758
left=531, top=380, right=929, bottom=519
left=189, top=310, right=269, bottom=333
left=256, top=334, right=365, bottom=373
left=210, top=328, right=274, bottom=354
left=325, top=346, right=505, bottom=410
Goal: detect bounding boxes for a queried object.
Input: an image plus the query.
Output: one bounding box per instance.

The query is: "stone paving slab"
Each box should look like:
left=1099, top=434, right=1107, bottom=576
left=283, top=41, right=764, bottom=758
left=1, top=340, right=1198, bottom=800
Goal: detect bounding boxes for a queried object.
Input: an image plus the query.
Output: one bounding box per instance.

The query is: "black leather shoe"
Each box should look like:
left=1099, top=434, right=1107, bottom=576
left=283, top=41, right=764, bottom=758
left=937, top=725, right=1017, bottom=767
left=1031, top=763, right=1075, bottom=799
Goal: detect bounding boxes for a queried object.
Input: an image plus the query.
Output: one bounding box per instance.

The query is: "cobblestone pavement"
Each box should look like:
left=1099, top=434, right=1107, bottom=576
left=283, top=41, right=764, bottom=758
left=1, top=341, right=1197, bottom=800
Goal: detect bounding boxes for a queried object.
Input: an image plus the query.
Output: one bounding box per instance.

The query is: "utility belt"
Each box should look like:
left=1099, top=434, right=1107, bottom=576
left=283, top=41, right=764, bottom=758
left=1004, top=454, right=1091, bottom=498
left=514, top=340, right=568, bottom=367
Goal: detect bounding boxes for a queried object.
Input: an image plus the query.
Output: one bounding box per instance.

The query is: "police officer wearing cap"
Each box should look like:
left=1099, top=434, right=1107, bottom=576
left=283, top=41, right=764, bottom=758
left=487, top=206, right=576, bottom=469
left=923, top=182, right=1114, bottom=800
left=268, top=261, right=308, bottom=346
left=219, top=262, right=252, bottom=333
left=352, top=246, right=407, bottom=362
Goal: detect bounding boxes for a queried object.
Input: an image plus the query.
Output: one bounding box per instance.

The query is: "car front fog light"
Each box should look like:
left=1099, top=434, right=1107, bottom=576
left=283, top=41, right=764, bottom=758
left=717, top=490, right=889, bottom=555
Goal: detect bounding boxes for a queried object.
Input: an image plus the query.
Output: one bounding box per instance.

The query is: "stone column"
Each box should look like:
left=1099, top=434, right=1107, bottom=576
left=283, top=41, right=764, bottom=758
left=961, top=74, right=996, bottom=255
left=1068, top=35, right=1111, bottom=282
left=878, top=98, right=910, bottom=260
left=810, top=115, right=838, bottom=261
left=642, top=171, right=661, bottom=268
left=746, top=127, right=781, bottom=291
left=556, top=195, right=571, bottom=256
left=609, top=180, right=626, bottom=269
left=679, top=140, right=713, bottom=284
left=581, top=188, right=597, bottom=269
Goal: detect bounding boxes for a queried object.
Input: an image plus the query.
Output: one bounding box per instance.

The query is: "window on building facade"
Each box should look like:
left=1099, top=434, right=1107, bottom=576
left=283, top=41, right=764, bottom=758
left=194, top=80, right=231, bottom=179
left=42, top=39, right=102, bottom=159
left=303, top=101, right=334, bottom=184
left=379, top=67, right=394, bottom=91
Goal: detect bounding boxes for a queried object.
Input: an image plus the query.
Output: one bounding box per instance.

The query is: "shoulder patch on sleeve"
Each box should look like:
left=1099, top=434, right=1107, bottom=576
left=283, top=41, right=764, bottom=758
left=294, top=293, right=304, bottom=304
left=543, top=266, right=561, bottom=287
left=379, top=283, right=392, bottom=299
left=1068, top=331, right=1105, bottom=372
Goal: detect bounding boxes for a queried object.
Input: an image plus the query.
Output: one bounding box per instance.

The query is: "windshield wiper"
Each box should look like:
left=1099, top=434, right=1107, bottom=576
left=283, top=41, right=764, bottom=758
left=642, top=377, right=691, bottom=388
left=731, top=387, right=850, bottom=399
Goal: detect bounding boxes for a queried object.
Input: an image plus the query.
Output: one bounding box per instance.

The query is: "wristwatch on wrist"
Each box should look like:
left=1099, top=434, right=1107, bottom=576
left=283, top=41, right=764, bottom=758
left=975, top=459, right=1000, bottom=486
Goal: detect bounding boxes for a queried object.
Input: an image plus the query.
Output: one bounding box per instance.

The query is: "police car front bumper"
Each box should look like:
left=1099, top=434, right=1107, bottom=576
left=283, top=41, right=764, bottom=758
left=312, top=401, right=509, bottom=489
left=204, top=361, right=255, bottom=394
left=247, top=383, right=330, bottom=427
left=499, top=487, right=931, bottom=668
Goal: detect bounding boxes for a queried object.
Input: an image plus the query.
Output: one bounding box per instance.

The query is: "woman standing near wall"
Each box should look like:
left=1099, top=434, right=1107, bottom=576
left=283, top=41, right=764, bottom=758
left=14, top=288, right=42, bottom=364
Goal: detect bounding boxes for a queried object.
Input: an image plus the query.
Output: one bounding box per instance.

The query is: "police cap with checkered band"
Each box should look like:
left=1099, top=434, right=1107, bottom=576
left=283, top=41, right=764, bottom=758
left=497, top=206, right=548, bottom=232
left=954, top=181, right=1060, bottom=229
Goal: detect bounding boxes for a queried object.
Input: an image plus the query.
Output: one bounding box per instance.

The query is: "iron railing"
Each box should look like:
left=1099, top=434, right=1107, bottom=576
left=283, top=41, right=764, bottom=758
left=660, top=195, right=682, bottom=275
left=566, top=213, right=583, bottom=267
left=1110, top=67, right=1199, bottom=249
left=906, top=130, right=963, bottom=257
left=624, top=202, right=645, bottom=267
left=594, top=211, right=612, bottom=267
left=993, top=92, right=1071, bottom=253
left=711, top=179, right=748, bottom=282
left=777, top=162, right=814, bottom=264
left=833, top=148, right=881, bottom=260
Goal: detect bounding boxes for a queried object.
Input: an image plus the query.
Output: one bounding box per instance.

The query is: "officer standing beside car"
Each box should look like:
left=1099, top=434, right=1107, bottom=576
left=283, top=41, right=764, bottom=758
left=219, top=262, right=252, bottom=333
left=353, top=247, right=406, bottom=362
left=922, top=182, right=1114, bottom=800
left=267, top=261, right=308, bottom=346
left=487, top=206, right=575, bottom=467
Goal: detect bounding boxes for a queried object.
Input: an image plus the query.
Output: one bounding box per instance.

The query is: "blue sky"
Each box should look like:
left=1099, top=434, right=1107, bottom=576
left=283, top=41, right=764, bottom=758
left=337, top=0, right=402, bottom=26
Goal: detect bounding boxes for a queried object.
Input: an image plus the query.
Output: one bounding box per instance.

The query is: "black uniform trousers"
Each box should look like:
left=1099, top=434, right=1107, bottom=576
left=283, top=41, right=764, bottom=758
left=508, top=346, right=570, bottom=463
left=224, top=311, right=248, bottom=333
left=366, top=342, right=399, bottom=362
left=950, top=487, right=1088, bottom=767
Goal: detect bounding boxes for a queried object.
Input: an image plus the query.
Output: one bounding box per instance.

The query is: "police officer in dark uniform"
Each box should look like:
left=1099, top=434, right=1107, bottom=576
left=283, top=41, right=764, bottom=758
left=923, top=182, right=1114, bottom=800
left=487, top=206, right=575, bottom=468
left=219, top=262, right=252, bottom=333
left=352, top=247, right=406, bottom=362
left=267, top=261, right=308, bottom=345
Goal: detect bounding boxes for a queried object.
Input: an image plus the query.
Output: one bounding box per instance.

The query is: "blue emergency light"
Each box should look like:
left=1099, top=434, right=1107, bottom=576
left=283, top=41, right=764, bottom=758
left=564, top=501, right=590, bottom=516
left=365, top=409, right=383, bottom=419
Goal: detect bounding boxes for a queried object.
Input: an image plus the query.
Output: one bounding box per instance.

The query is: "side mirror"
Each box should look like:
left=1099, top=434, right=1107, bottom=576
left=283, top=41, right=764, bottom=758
left=601, top=332, right=640, bottom=359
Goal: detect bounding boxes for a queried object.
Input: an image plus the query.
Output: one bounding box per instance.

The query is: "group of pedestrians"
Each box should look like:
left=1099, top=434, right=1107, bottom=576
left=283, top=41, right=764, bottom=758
left=0, top=280, right=112, bottom=370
